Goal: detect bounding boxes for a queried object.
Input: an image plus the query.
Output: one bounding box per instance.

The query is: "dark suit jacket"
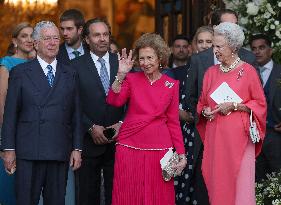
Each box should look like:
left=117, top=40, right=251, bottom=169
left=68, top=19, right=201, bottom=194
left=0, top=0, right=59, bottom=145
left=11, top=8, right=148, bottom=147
left=267, top=63, right=281, bottom=127
left=0, top=59, right=82, bottom=161
left=185, top=47, right=256, bottom=166
left=57, top=43, right=88, bottom=65
left=71, top=52, right=124, bottom=157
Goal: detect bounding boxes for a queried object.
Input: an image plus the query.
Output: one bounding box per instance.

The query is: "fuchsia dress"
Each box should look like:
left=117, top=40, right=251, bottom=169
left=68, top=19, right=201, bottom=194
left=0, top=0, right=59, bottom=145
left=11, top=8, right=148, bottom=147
left=197, top=63, right=267, bottom=205
left=106, top=72, right=185, bottom=205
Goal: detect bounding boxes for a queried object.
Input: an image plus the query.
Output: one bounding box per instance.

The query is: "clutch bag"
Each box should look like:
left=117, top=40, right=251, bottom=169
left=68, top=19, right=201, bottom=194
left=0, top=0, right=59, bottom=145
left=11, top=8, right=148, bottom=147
left=249, top=110, right=260, bottom=143
left=160, top=148, right=179, bottom=181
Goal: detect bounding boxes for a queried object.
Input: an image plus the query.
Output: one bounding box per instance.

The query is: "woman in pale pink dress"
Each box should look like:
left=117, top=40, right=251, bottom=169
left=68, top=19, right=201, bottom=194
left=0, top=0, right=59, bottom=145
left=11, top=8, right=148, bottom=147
left=196, top=22, right=267, bottom=205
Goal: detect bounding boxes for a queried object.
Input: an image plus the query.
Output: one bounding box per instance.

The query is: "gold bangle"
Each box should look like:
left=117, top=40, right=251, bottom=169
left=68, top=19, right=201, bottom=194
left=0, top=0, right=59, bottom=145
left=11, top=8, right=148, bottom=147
left=179, top=155, right=187, bottom=160
left=115, top=75, right=123, bottom=84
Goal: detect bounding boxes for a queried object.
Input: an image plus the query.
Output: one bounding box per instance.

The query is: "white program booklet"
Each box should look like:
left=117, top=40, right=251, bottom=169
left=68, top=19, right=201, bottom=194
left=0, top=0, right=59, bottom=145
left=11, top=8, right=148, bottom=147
left=160, top=148, right=173, bottom=169
left=210, top=82, right=243, bottom=104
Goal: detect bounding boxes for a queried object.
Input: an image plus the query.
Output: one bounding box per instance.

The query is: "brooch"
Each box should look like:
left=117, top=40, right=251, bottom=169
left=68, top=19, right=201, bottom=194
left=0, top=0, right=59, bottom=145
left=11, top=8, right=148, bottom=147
left=165, top=81, right=174, bottom=88
left=237, top=68, right=244, bottom=80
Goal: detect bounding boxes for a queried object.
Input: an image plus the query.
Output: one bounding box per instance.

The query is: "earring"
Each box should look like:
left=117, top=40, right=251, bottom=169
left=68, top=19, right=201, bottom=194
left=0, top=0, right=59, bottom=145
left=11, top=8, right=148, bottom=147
left=14, top=44, right=17, bottom=48
left=231, top=52, right=234, bottom=58
left=159, top=63, right=163, bottom=69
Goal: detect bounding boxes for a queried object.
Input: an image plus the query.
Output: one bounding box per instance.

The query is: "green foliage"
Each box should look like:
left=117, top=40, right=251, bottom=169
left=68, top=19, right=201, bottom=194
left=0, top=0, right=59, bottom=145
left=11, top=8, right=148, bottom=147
left=255, top=171, right=281, bottom=205
left=223, top=0, right=281, bottom=64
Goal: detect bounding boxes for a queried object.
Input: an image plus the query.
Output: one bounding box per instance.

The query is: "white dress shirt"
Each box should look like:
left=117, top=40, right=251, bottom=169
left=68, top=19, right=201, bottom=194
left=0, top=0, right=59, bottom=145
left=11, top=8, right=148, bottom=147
left=37, top=55, right=57, bottom=76
left=65, top=43, right=85, bottom=60
left=260, top=59, right=273, bottom=87
left=90, top=51, right=111, bottom=79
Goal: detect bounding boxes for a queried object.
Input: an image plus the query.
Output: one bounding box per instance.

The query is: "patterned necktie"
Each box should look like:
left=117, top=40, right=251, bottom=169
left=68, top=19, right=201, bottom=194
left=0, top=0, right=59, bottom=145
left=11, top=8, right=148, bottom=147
left=259, top=66, right=266, bottom=74
left=259, top=66, right=266, bottom=86
left=46, top=65, right=55, bottom=87
left=98, top=57, right=110, bottom=95
left=72, top=50, right=80, bottom=58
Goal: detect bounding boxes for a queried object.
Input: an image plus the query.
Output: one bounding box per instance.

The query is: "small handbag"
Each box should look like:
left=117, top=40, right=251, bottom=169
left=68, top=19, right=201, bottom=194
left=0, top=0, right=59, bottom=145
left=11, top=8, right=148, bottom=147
left=160, top=149, right=179, bottom=181
left=249, top=110, right=260, bottom=143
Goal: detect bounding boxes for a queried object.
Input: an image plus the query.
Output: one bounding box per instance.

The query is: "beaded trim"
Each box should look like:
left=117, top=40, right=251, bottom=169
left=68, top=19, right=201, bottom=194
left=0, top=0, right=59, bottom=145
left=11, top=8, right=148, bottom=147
left=220, top=57, right=241, bottom=73
left=116, top=142, right=172, bottom=151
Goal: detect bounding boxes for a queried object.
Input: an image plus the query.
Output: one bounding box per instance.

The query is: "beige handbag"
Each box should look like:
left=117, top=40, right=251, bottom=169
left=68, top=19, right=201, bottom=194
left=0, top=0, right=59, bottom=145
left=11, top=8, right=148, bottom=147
left=249, top=110, right=260, bottom=143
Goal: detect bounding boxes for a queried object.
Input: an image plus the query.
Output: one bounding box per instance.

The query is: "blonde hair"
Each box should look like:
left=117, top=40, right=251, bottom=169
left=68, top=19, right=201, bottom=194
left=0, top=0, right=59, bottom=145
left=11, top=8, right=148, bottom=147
left=193, top=26, right=214, bottom=43
left=12, top=22, right=33, bottom=38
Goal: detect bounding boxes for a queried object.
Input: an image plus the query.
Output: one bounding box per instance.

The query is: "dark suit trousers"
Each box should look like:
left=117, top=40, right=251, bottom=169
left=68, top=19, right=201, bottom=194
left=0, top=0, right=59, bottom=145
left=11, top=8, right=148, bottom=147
left=256, top=130, right=281, bottom=182
left=77, top=148, right=114, bottom=205
left=16, top=159, right=69, bottom=205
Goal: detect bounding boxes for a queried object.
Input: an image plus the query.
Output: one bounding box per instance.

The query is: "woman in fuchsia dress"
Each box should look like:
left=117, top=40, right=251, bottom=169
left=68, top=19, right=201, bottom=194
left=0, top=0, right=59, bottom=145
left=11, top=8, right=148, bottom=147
left=107, top=33, right=187, bottom=205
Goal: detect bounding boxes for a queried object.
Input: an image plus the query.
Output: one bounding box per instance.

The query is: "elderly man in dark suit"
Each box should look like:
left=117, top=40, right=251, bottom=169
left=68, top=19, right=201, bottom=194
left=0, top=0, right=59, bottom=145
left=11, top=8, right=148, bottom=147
left=250, top=34, right=281, bottom=183
left=72, top=18, right=124, bottom=205
left=57, top=9, right=87, bottom=64
left=185, top=9, right=256, bottom=205
left=0, top=21, right=82, bottom=205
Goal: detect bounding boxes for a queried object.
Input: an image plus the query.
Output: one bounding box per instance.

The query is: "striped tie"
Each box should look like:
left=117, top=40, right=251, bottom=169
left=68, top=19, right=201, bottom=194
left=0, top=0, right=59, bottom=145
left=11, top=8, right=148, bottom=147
left=98, top=58, right=110, bottom=95
left=46, top=65, right=55, bottom=87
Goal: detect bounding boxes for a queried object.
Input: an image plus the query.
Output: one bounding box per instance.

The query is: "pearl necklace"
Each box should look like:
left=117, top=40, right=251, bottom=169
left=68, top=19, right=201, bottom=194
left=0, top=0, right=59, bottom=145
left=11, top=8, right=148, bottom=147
left=220, top=57, right=241, bottom=73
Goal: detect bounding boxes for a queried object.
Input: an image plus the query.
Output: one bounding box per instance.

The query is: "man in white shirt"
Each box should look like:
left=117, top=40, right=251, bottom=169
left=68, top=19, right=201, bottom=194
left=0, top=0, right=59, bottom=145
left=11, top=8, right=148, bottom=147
left=1, top=21, right=82, bottom=205
left=57, top=9, right=86, bottom=64
left=71, top=18, right=124, bottom=205
left=169, top=34, right=191, bottom=68
left=250, top=33, right=281, bottom=182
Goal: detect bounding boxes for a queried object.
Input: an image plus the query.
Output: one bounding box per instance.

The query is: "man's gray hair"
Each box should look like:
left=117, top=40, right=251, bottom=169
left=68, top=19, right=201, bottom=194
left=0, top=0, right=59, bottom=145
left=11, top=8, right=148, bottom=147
left=214, top=22, right=245, bottom=51
left=32, top=21, right=57, bottom=40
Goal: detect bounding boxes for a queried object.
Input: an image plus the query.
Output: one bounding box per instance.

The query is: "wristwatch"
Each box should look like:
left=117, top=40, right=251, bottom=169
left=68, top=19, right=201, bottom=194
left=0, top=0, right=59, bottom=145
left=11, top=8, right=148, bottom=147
left=233, top=102, right=238, bottom=111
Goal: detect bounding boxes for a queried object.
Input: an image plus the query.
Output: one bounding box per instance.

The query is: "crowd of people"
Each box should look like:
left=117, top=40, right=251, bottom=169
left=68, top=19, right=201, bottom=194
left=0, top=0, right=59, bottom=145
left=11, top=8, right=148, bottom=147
left=0, top=7, right=280, bottom=205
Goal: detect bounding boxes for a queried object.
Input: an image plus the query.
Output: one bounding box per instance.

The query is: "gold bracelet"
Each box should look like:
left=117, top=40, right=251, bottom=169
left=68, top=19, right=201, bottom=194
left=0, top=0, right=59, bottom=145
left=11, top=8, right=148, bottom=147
left=115, top=75, right=123, bottom=84
left=179, top=154, right=187, bottom=160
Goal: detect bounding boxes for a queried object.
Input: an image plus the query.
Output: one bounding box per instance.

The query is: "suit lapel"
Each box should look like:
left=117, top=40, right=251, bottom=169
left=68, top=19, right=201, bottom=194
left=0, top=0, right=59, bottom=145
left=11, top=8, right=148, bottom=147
left=204, top=48, right=215, bottom=70
left=60, top=44, right=71, bottom=62
left=85, top=53, right=105, bottom=95
left=109, top=53, right=118, bottom=85
left=40, top=63, right=66, bottom=106
left=268, top=63, right=281, bottom=106
left=24, top=59, right=51, bottom=104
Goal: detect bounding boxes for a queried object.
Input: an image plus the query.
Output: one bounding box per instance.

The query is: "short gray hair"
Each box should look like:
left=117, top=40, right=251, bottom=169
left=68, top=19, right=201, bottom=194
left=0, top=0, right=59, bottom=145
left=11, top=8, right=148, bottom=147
left=214, top=22, right=245, bottom=51
left=32, top=21, right=57, bottom=40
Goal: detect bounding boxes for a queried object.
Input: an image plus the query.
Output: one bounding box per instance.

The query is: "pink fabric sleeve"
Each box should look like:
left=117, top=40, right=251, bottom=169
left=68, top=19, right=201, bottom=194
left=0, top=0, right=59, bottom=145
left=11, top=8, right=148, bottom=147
left=166, top=81, right=185, bottom=154
left=196, top=70, right=210, bottom=143
left=243, top=65, right=267, bottom=156
left=106, top=76, right=130, bottom=107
